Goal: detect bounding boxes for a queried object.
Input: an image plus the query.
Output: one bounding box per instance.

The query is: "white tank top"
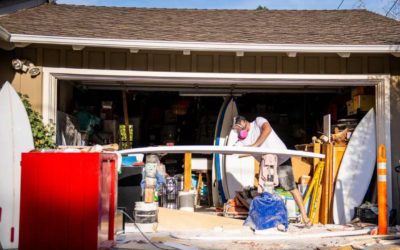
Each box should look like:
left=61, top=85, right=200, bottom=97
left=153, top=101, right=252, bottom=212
left=237, top=117, right=289, bottom=165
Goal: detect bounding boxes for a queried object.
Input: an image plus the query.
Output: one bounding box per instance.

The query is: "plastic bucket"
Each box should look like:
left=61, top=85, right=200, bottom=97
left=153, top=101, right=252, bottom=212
left=178, top=191, right=196, bottom=212
left=134, top=202, right=158, bottom=224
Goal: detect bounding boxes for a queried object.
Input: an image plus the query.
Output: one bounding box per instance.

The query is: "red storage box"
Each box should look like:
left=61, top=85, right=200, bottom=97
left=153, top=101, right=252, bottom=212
left=19, top=152, right=117, bottom=250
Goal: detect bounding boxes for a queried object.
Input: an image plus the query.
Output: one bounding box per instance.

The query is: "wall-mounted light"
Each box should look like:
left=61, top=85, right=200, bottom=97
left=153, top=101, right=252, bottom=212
left=11, top=59, right=41, bottom=77
left=29, top=67, right=41, bottom=77
left=11, top=59, right=23, bottom=71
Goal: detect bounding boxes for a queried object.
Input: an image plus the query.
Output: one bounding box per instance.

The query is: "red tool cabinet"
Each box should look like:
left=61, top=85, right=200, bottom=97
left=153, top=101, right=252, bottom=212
left=19, top=152, right=117, bottom=250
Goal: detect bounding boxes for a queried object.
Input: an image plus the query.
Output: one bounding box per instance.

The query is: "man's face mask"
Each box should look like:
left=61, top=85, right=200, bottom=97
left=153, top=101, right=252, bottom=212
left=238, top=129, right=248, bottom=140
left=235, top=123, right=248, bottom=140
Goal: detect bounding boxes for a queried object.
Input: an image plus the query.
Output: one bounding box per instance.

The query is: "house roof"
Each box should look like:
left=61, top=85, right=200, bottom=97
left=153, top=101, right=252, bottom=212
left=0, top=3, right=399, bottom=46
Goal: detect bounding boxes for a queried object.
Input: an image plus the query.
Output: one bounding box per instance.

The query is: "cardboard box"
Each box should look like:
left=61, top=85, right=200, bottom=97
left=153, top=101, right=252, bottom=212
left=346, top=100, right=356, bottom=116
left=351, top=86, right=374, bottom=97
left=353, top=95, right=375, bottom=112
left=291, top=156, right=312, bottom=183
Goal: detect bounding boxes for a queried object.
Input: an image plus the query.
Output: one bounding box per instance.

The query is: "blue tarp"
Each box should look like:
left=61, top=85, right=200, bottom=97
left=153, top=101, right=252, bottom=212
left=244, top=192, right=289, bottom=231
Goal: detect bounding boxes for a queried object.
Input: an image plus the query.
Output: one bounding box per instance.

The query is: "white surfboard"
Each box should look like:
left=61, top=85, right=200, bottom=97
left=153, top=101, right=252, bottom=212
left=0, top=82, right=34, bottom=249
left=118, top=146, right=325, bottom=158
left=211, top=98, right=229, bottom=207
left=224, top=130, right=256, bottom=199
left=332, top=109, right=376, bottom=225
left=218, top=99, right=238, bottom=200
left=212, top=98, right=238, bottom=204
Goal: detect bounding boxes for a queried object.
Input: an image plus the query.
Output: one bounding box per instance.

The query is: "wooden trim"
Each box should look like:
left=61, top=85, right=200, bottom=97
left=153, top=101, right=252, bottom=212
left=184, top=153, right=192, bottom=192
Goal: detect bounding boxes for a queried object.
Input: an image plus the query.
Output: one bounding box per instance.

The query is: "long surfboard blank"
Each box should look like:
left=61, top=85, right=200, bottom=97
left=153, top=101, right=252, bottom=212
left=0, top=82, right=34, bottom=249
left=332, top=109, right=376, bottom=225
left=118, top=145, right=325, bottom=158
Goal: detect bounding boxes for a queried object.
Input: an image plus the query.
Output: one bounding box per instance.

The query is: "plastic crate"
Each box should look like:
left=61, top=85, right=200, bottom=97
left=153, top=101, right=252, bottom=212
left=354, top=207, right=378, bottom=224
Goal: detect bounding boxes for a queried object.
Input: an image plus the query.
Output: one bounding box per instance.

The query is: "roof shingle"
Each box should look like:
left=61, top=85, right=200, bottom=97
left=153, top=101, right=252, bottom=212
left=0, top=4, right=399, bottom=45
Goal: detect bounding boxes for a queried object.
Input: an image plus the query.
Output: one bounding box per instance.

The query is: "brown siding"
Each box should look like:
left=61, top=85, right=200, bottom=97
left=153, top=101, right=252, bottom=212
left=110, top=52, right=127, bottom=70
left=261, top=56, right=277, bottom=73
left=131, top=53, right=148, bottom=70
left=282, top=56, right=298, bottom=73
left=176, top=54, right=191, bottom=72
left=0, top=45, right=397, bottom=113
left=88, top=50, right=105, bottom=69
left=66, top=50, right=83, bottom=68
left=304, top=56, right=320, bottom=74
left=43, top=49, right=60, bottom=67
left=368, top=56, right=385, bottom=74
left=196, top=54, right=213, bottom=72
left=219, top=55, right=235, bottom=73
left=347, top=56, right=363, bottom=74
left=240, top=56, right=256, bottom=73
left=325, top=56, right=341, bottom=74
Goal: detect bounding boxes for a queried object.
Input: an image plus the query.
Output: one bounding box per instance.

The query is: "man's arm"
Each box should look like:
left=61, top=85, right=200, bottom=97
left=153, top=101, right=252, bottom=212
left=251, top=122, right=272, bottom=147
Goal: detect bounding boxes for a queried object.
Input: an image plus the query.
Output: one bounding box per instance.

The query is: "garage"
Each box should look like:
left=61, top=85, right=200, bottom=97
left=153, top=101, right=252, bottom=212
left=48, top=68, right=390, bottom=223
left=1, top=3, right=399, bottom=248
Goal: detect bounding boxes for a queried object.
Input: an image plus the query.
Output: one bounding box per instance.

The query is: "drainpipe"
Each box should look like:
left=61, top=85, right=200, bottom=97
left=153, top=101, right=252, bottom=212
left=0, top=25, right=15, bottom=50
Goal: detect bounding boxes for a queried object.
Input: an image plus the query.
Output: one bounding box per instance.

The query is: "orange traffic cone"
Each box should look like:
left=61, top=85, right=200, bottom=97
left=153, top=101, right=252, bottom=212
left=377, top=144, right=388, bottom=235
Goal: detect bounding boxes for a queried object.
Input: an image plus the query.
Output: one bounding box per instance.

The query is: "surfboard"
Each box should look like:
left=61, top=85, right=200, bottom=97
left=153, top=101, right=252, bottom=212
left=224, top=130, right=256, bottom=199
left=332, top=109, right=376, bottom=225
left=213, top=98, right=238, bottom=204
left=118, top=146, right=325, bottom=158
left=211, top=98, right=229, bottom=207
left=0, top=82, right=34, bottom=249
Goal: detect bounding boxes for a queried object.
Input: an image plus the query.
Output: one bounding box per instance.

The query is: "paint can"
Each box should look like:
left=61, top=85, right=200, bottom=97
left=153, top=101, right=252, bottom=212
left=178, top=191, right=196, bottom=212
left=134, top=202, right=158, bottom=232
left=174, top=174, right=184, bottom=192
left=165, top=177, right=178, bottom=209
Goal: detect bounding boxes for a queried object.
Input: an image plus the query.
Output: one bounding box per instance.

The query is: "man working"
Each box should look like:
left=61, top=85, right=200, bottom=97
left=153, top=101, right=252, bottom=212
left=233, top=116, right=312, bottom=228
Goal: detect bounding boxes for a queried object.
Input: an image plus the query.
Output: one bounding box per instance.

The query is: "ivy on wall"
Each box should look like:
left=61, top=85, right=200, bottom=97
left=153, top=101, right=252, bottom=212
left=19, top=93, right=56, bottom=149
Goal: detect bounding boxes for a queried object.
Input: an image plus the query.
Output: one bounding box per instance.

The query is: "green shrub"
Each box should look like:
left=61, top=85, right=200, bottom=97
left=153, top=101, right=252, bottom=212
left=19, top=93, right=56, bottom=149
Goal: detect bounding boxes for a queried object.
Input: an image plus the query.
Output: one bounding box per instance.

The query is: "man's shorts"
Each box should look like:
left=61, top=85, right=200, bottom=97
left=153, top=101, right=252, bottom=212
left=277, top=163, right=297, bottom=191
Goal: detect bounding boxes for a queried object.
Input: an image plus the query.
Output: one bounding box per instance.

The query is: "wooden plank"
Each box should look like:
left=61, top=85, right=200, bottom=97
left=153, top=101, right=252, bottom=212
left=329, top=145, right=346, bottom=223
left=196, top=172, right=203, bottom=205
left=184, top=153, right=192, bottom=192
left=320, top=143, right=333, bottom=224
left=313, top=143, right=321, bottom=172
left=122, top=91, right=131, bottom=148
left=332, top=145, right=346, bottom=184
left=254, top=159, right=260, bottom=187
